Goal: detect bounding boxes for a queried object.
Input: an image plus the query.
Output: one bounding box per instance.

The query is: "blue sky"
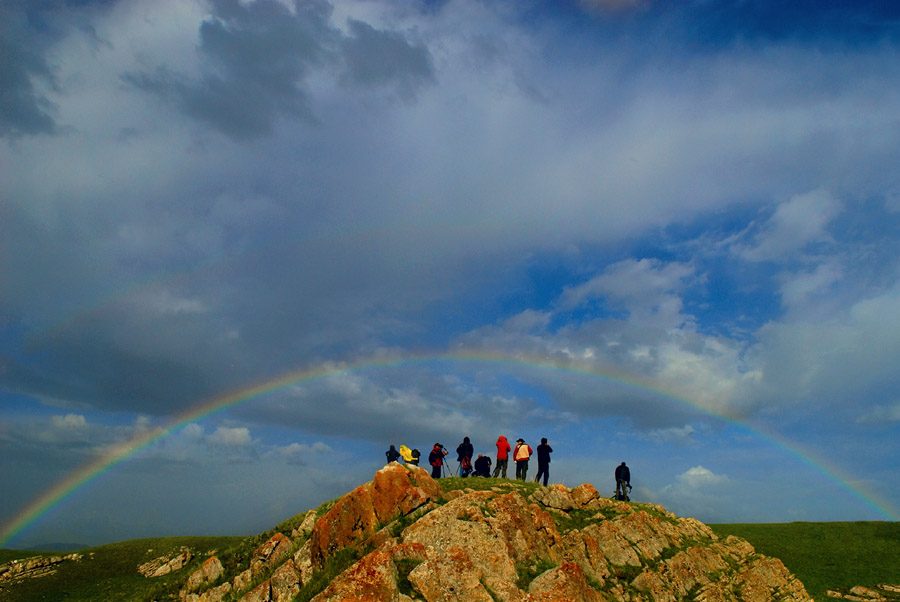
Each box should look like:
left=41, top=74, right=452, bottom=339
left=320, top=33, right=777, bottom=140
left=2, top=0, right=900, bottom=548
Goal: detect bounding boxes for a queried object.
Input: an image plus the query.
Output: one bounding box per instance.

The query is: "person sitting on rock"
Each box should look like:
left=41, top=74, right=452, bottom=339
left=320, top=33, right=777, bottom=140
left=473, top=454, right=492, bottom=477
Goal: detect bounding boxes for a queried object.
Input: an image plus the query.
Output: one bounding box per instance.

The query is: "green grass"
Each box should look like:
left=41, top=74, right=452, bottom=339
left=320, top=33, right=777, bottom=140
left=0, top=549, right=46, bottom=565
left=515, top=557, right=557, bottom=590
left=709, top=522, right=900, bottom=602
left=436, top=475, right=541, bottom=498
left=0, top=536, right=244, bottom=602
left=293, top=546, right=366, bottom=602
left=395, top=558, right=424, bottom=597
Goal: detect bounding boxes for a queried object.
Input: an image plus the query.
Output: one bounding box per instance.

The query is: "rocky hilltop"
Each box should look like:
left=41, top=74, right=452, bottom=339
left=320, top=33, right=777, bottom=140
left=171, top=463, right=811, bottom=602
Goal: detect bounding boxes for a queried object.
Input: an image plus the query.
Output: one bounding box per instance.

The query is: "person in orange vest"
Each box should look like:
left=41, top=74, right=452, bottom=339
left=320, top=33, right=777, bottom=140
left=513, top=438, right=533, bottom=481
left=492, top=435, right=512, bottom=478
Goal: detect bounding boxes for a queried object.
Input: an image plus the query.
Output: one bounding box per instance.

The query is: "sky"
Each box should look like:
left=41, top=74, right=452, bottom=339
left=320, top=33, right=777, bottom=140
left=2, top=0, right=900, bottom=549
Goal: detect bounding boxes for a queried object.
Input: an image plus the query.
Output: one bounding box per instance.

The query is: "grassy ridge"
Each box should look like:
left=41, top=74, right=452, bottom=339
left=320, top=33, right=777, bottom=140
left=0, top=536, right=243, bottom=602
left=710, top=521, right=900, bottom=602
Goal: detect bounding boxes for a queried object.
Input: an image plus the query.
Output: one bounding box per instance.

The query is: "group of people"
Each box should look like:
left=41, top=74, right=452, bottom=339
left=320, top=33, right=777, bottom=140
left=385, top=435, right=554, bottom=486
left=385, top=440, right=632, bottom=498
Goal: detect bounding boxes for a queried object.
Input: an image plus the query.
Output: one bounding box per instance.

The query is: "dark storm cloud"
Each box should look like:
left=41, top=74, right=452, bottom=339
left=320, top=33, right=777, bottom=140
left=125, top=0, right=434, bottom=140
left=125, top=0, right=336, bottom=139
left=0, top=13, right=58, bottom=137
left=339, top=19, right=435, bottom=98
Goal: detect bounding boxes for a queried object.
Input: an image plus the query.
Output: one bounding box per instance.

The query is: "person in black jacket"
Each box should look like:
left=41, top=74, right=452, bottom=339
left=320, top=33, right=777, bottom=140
left=534, top=438, right=552, bottom=486
left=615, top=461, right=631, bottom=500
left=385, top=445, right=401, bottom=464
left=473, top=454, right=492, bottom=477
left=456, top=436, right=474, bottom=477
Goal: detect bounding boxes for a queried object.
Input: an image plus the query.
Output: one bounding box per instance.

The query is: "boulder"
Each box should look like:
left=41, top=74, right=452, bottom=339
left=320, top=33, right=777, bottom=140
left=252, top=533, right=293, bottom=575
left=186, top=556, right=224, bottom=590
left=309, top=549, right=400, bottom=602
left=308, top=464, right=441, bottom=569
left=527, top=561, right=603, bottom=602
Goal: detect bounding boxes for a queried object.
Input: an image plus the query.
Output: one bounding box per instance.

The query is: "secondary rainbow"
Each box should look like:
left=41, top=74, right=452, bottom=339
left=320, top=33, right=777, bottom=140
left=2, top=350, right=896, bottom=547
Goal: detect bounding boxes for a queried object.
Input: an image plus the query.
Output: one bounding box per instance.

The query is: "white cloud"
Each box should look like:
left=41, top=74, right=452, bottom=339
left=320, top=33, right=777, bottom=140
left=735, top=189, right=842, bottom=262
left=857, top=402, right=900, bottom=424
left=779, top=260, right=844, bottom=309
left=559, top=259, right=695, bottom=329
left=646, top=424, right=696, bottom=445
left=277, top=441, right=334, bottom=465
left=674, top=465, right=728, bottom=489
left=747, top=286, right=900, bottom=410
left=206, top=426, right=253, bottom=448
left=50, top=414, right=87, bottom=430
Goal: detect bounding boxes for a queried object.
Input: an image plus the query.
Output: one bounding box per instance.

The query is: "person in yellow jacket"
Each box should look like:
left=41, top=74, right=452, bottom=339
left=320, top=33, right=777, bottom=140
left=513, top=438, right=533, bottom=481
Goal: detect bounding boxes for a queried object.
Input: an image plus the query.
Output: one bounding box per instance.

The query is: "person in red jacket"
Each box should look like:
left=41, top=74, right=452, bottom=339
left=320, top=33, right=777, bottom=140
left=513, top=438, right=533, bottom=481
left=492, top=435, right=512, bottom=478
left=428, top=443, right=447, bottom=478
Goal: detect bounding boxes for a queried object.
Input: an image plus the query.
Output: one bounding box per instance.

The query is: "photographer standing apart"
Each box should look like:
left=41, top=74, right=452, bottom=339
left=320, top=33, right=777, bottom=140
left=615, top=461, right=631, bottom=501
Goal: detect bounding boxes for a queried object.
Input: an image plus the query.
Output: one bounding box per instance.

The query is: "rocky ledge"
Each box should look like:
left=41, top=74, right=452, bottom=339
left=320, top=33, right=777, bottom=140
left=827, top=585, right=900, bottom=601
left=176, top=463, right=815, bottom=602
left=0, top=553, right=82, bottom=584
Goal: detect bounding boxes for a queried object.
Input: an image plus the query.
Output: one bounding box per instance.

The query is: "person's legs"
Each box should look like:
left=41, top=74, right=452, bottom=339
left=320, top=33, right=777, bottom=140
left=517, top=460, right=528, bottom=481
left=432, top=464, right=441, bottom=478
left=500, top=458, right=508, bottom=478
left=536, top=463, right=548, bottom=486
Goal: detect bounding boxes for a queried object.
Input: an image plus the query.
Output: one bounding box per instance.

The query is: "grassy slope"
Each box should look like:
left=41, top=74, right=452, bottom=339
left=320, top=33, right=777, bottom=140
left=709, top=522, right=900, bottom=602
left=0, top=536, right=243, bottom=602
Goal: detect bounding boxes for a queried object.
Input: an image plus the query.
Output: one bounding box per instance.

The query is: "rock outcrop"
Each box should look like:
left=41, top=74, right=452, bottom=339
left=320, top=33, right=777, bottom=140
left=827, top=585, right=900, bottom=601
left=174, top=463, right=815, bottom=602
left=138, top=548, right=192, bottom=577
left=0, top=553, right=82, bottom=583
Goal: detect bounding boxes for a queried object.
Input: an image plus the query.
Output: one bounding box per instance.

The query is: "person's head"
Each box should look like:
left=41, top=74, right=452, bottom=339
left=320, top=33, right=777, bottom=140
left=477, top=454, right=483, bottom=458
left=517, top=438, right=524, bottom=443
left=390, top=445, right=396, bottom=450
left=621, top=461, right=627, bottom=466
left=541, top=437, right=547, bottom=444
left=463, top=436, right=470, bottom=443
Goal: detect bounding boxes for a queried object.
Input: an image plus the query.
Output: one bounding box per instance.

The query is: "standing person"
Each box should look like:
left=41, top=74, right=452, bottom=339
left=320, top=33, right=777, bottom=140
left=534, top=437, right=553, bottom=486
left=513, top=438, right=533, bottom=481
left=492, top=435, right=512, bottom=478
left=456, top=436, right=474, bottom=477
left=615, top=462, right=631, bottom=501
left=385, top=445, right=401, bottom=464
left=429, top=443, right=447, bottom=478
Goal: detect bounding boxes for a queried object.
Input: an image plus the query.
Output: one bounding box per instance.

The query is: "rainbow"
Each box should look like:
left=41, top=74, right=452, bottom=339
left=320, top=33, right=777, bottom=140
left=2, top=350, right=896, bottom=547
